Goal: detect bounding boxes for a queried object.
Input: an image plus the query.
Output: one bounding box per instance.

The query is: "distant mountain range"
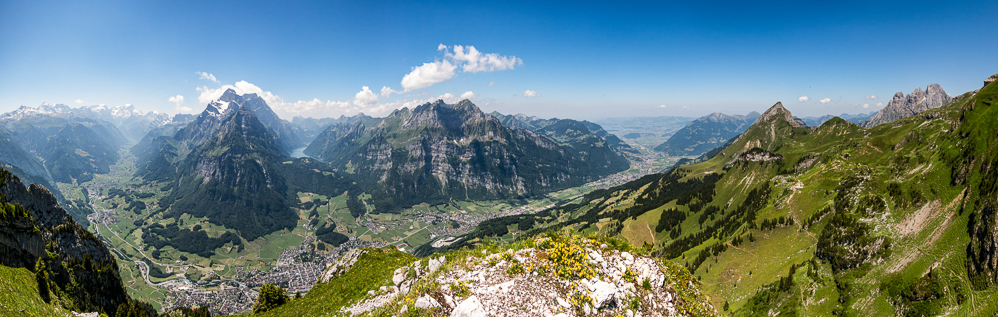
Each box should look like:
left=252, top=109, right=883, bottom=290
left=305, top=100, right=631, bottom=211
left=799, top=111, right=876, bottom=127
left=653, top=111, right=761, bottom=156
left=489, top=111, right=638, bottom=156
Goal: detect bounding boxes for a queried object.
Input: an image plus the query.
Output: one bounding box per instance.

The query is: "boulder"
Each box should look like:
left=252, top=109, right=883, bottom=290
left=393, top=267, right=408, bottom=286
left=591, top=281, right=617, bottom=309
left=415, top=294, right=442, bottom=309
left=451, top=295, right=487, bottom=317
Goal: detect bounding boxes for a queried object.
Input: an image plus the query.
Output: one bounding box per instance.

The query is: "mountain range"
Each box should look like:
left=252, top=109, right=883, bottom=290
left=304, top=99, right=631, bottom=211
left=653, top=111, right=761, bottom=156
left=436, top=74, right=998, bottom=315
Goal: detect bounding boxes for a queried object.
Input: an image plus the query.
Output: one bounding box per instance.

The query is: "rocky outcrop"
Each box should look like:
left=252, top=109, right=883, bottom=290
left=333, top=235, right=715, bottom=317
left=733, top=148, right=783, bottom=163
left=862, top=84, right=952, bottom=128
left=321, top=249, right=367, bottom=283
left=0, top=167, right=128, bottom=314
left=986, top=73, right=998, bottom=88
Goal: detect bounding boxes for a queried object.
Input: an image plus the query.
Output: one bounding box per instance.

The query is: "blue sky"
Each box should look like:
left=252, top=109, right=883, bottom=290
left=1, top=0, right=996, bottom=120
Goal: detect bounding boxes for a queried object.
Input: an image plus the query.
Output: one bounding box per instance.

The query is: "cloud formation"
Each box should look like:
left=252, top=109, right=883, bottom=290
left=523, top=90, right=540, bottom=97
left=74, top=99, right=83, bottom=104
left=877, top=102, right=884, bottom=107
left=400, top=60, right=458, bottom=91
left=460, top=91, right=476, bottom=99
left=488, top=81, right=494, bottom=86
left=169, top=95, right=192, bottom=112
left=798, top=96, right=809, bottom=102
left=380, top=86, right=401, bottom=98
left=819, top=98, right=831, bottom=104
left=863, top=103, right=869, bottom=108
left=865, top=95, right=877, bottom=100
left=445, top=45, right=523, bottom=73
left=197, top=81, right=282, bottom=106
left=395, top=45, right=522, bottom=92
left=353, top=86, right=379, bottom=107
left=196, top=72, right=219, bottom=83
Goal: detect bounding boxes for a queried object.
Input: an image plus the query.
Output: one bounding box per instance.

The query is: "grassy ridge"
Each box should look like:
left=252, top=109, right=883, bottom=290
left=448, top=83, right=998, bottom=315
left=0, top=265, right=71, bottom=317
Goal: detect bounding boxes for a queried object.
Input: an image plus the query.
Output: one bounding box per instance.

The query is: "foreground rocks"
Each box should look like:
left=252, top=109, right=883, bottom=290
left=330, top=234, right=715, bottom=316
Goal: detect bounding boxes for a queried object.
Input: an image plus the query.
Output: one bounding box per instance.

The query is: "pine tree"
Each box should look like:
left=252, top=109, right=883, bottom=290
left=253, top=283, right=289, bottom=313
left=34, top=259, right=50, bottom=303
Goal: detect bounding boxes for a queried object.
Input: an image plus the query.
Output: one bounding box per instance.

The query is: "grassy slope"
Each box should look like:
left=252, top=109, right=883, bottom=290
left=0, top=265, right=73, bottom=317
left=487, top=84, right=998, bottom=316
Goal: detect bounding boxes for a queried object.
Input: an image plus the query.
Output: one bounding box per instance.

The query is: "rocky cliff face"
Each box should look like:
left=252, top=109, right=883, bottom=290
left=159, top=106, right=298, bottom=241
left=0, top=168, right=127, bottom=313
left=862, top=84, right=952, bottom=128
left=218, top=89, right=303, bottom=151
left=307, top=100, right=626, bottom=211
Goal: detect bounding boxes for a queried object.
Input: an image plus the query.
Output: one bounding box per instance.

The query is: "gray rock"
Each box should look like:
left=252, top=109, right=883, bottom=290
left=428, top=257, right=444, bottom=273
left=863, top=84, right=952, bottom=128
left=986, top=73, right=998, bottom=88
left=415, top=294, right=442, bottom=309
left=451, top=295, right=487, bottom=317
left=321, top=249, right=367, bottom=283
left=591, top=281, right=617, bottom=309
left=393, top=267, right=408, bottom=286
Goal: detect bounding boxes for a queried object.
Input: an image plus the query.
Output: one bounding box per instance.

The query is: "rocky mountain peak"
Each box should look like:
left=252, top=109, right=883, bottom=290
left=862, top=84, right=952, bottom=128
left=756, top=102, right=806, bottom=128
left=985, top=73, right=998, bottom=88
left=219, top=88, right=241, bottom=102
left=405, top=99, right=491, bottom=130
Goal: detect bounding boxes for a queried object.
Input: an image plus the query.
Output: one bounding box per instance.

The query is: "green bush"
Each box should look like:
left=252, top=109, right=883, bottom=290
left=253, top=283, right=289, bottom=313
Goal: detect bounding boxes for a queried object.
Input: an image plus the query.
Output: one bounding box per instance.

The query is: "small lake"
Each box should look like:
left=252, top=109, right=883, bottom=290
left=290, top=147, right=320, bottom=161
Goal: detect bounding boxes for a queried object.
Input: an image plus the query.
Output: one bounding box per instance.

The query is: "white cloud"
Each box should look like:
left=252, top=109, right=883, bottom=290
left=819, top=98, right=831, bottom=104
left=74, top=99, right=83, bottom=104
left=522, top=90, right=540, bottom=97
left=395, top=45, right=523, bottom=92
left=488, top=81, right=494, bottom=86
left=400, top=60, right=458, bottom=91
left=196, top=71, right=219, bottom=83
left=353, top=86, right=379, bottom=107
left=682, top=105, right=690, bottom=109
left=445, top=45, right=523, bottom=73
left=798, top=96, right=809, bottom=102
left=460, top=91, right=476, bottom=99
left=876, top=102, right=884, bottom=107
left=863, top=103, right=869, bottom=108
left=658, top=105, right=667, bottom=108
left=197, top=80, right=281, bottom=107
left=169, top=95, right=192, bottom=112
left=865, top=95, right=877, bottom=100
left=380, top=86, right=401, bottom=98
